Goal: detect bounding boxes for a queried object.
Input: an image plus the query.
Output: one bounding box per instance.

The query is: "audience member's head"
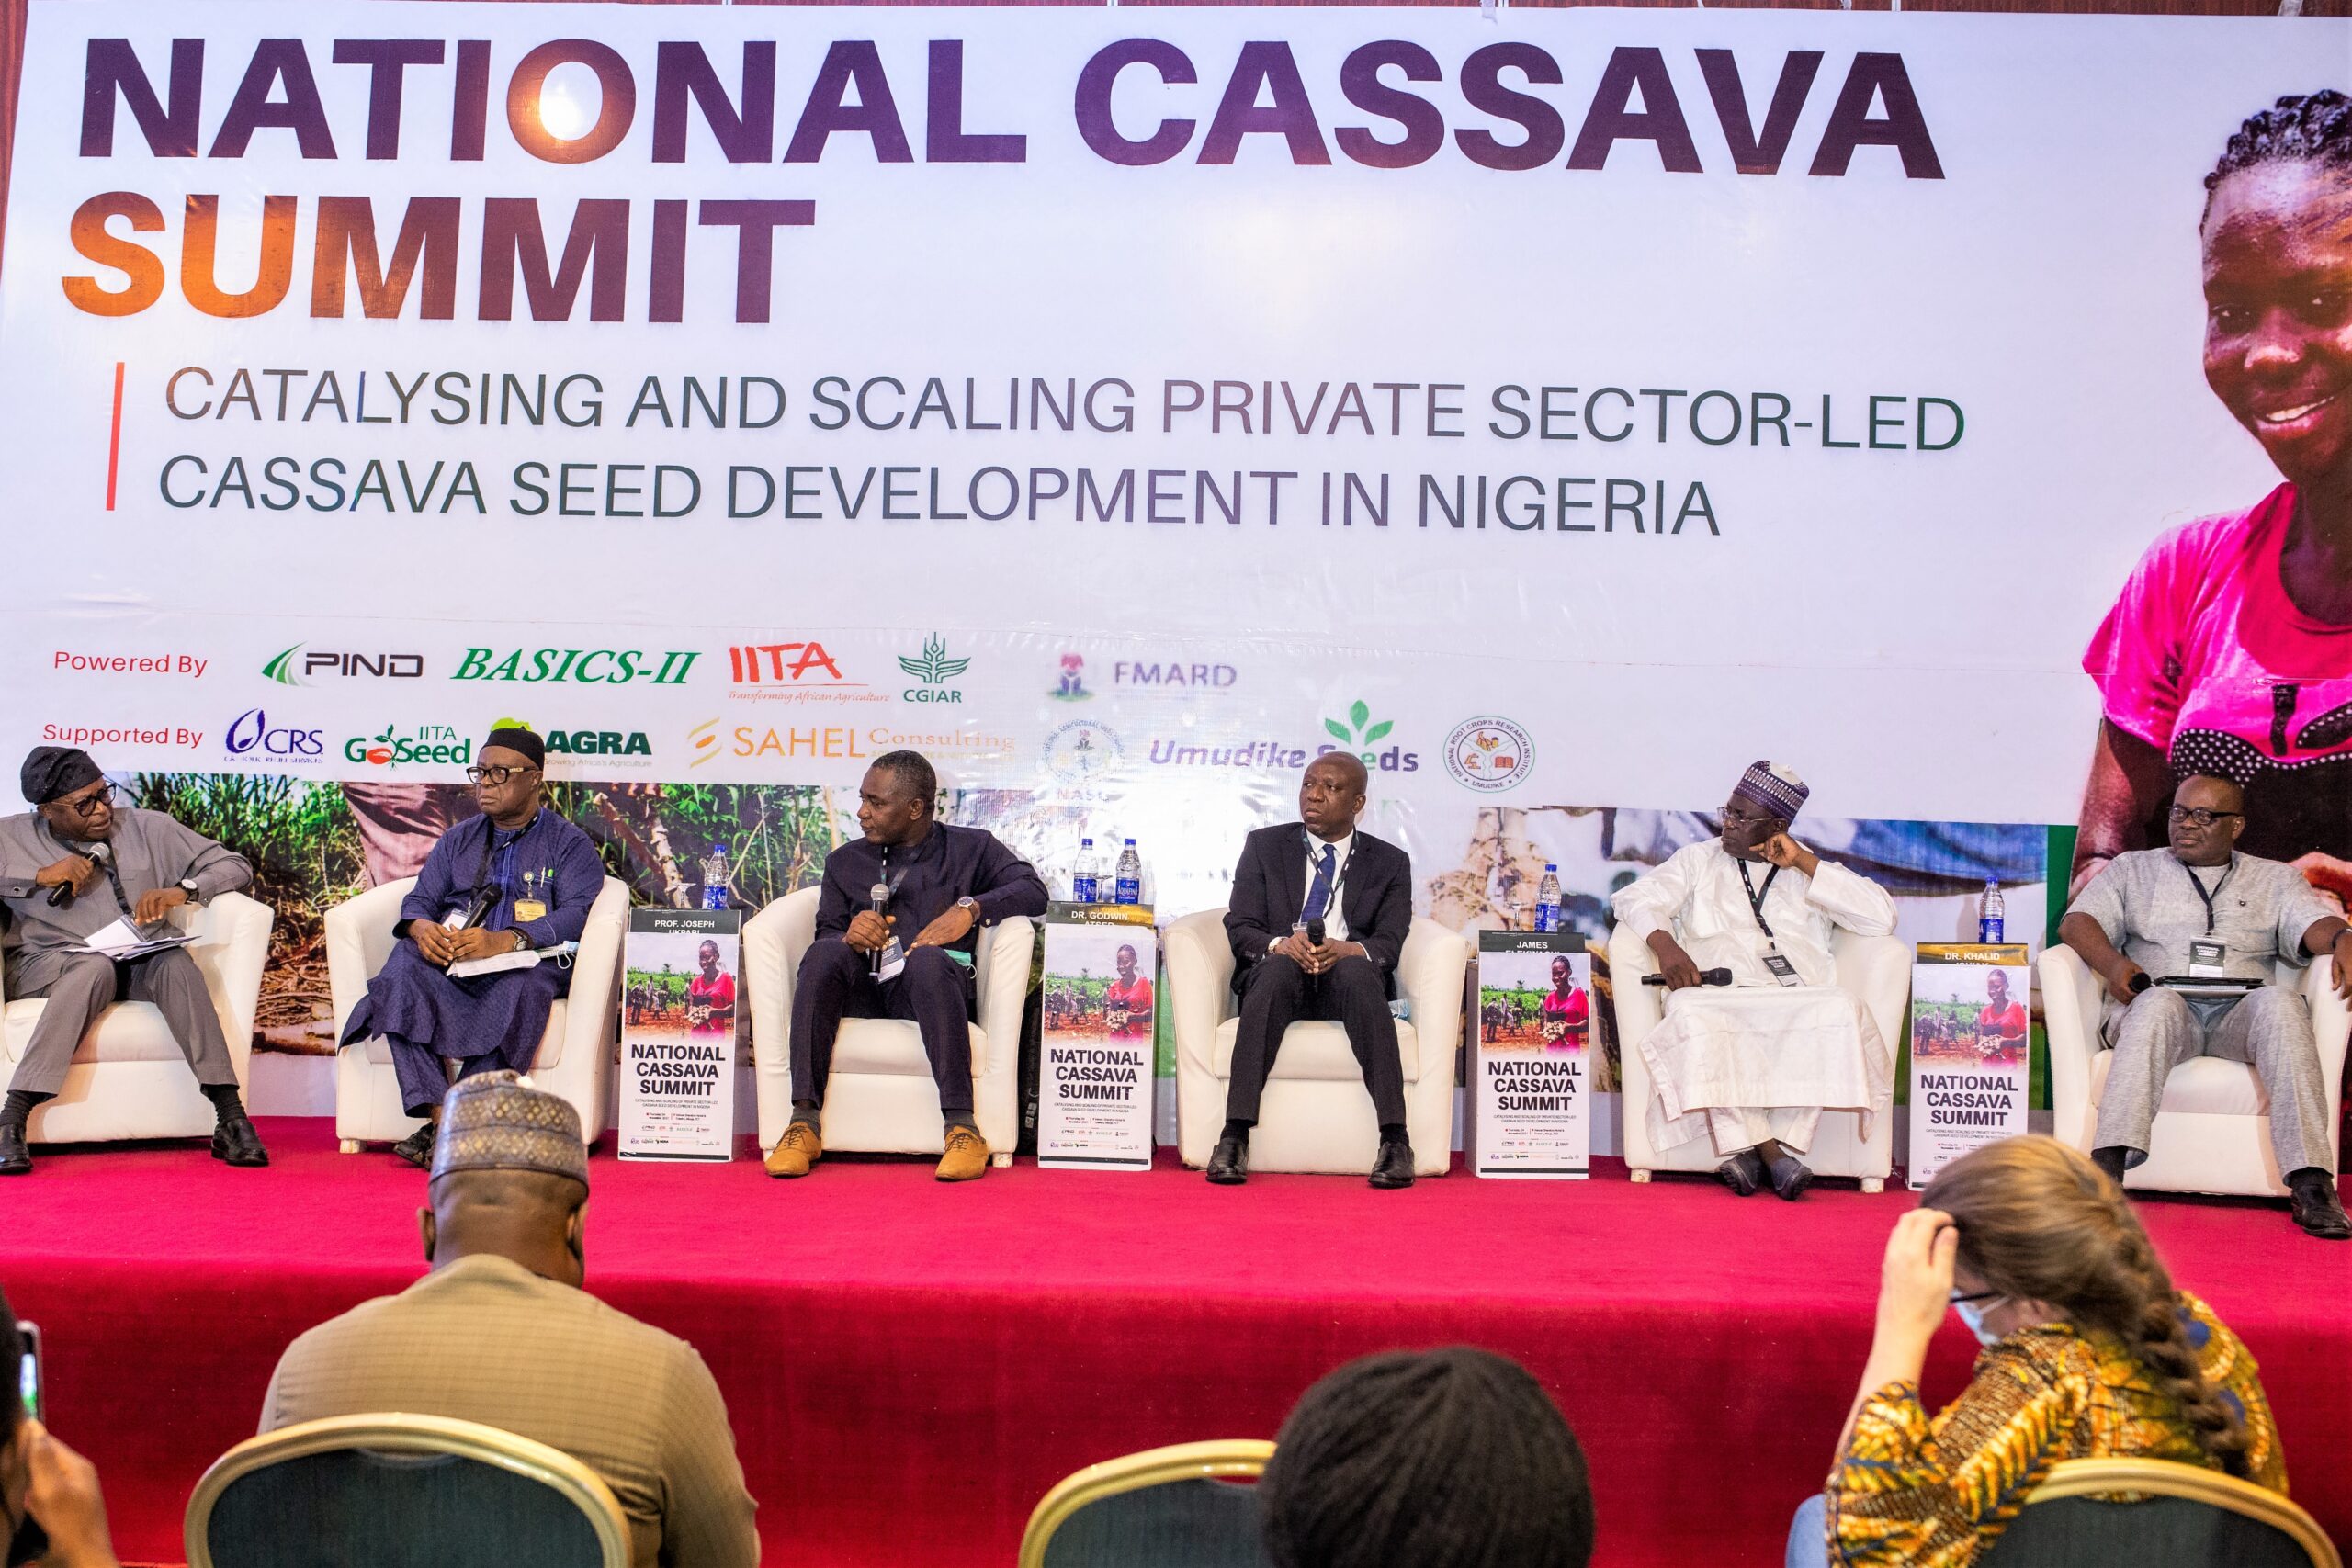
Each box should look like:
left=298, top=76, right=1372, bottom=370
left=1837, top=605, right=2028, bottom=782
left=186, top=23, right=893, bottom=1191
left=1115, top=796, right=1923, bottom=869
left=1922, top=1135, right=2251, bottom=1477
left=421, top=1073, right=591, bottom=1289
left=0, top=1286, right=119, bottom=1568
left=1259, top=1347, right=1593, bottom=1568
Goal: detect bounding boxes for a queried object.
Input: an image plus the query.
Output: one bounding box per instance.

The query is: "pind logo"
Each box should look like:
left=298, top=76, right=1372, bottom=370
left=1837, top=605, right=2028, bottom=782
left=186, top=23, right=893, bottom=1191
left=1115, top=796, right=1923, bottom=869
left=1050, top=652, right=1092, bottom=702
left=1320, top=701, right=1419, bottom=773
left=687, top=718, right=725, bottom=768
left=1444, top=716, right=1534, bottom=793
left=265, top=645, right=424, bottom=685
left=899, top=635, right=970, bottom=704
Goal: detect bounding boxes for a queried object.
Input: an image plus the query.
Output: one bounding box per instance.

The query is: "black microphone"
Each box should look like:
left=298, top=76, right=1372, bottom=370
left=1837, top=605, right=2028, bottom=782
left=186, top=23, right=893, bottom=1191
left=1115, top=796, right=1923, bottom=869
left=1306, top=917, right=1326, bottom=946
left=870, top=880, right=890, bottom=919
left=1643, top=966, right=1734, bottom=987
left=46, top=841, right=110, bottom=908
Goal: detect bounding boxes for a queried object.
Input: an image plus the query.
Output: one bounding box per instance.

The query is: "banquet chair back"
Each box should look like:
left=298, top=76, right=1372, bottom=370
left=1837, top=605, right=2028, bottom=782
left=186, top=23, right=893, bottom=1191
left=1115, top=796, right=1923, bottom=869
left=1979, top=1458, right=2339, bottom=1568
left=186, top=1413, right=630, bottom=1568
left=1020, top=1439, right=1275, bottom=1568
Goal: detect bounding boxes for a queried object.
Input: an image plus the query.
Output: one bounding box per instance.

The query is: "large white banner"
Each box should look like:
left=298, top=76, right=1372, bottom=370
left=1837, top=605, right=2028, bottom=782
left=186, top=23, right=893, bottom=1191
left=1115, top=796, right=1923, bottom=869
left=0, top=2, right=2341, bottom=939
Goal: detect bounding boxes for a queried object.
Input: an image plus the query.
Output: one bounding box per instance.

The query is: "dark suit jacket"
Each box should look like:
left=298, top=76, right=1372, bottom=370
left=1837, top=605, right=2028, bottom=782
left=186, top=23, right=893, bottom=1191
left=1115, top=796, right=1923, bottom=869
left=1225, top=824, right=1413, bottom=998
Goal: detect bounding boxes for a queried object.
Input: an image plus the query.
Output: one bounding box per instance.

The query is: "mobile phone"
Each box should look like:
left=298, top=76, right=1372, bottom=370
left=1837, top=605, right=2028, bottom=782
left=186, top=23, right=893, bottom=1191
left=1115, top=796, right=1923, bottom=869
left=14, top=1322, right=35, bottom=1424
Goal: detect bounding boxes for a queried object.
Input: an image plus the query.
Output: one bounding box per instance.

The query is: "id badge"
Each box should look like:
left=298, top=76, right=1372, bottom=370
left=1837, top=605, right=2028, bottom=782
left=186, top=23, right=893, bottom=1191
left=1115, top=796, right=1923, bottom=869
left=2188, top=939, right=2227, bottom=978
left=443, top=906, right=473, bottom=931
left=513, top=899, right=548, bottom=922
left=876, top=937, right=907, bottom=982
left=1761, top=951, right=1802, bottom=987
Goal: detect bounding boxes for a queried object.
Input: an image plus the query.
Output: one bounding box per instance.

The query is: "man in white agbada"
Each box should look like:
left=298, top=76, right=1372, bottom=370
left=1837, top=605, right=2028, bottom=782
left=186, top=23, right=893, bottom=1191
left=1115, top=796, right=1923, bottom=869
left=1610, top=762, right=1896, bottom=1201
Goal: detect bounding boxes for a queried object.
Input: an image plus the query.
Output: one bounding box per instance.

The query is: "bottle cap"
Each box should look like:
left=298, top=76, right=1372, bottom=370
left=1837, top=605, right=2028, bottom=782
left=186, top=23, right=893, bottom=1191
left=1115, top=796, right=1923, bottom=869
left=1544, top=863, right=1556, bottom=872
left=1081, top=837, right=1092, bottom=846
left=1125, top=838, right=1136, bottom=845
left=715, top=841, right=728, bottom=853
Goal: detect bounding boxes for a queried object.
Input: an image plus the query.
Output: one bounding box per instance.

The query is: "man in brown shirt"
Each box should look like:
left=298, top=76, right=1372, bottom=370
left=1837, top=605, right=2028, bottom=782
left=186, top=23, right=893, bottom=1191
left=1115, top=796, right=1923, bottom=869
left=259, top=1073, right=758, bottom=1567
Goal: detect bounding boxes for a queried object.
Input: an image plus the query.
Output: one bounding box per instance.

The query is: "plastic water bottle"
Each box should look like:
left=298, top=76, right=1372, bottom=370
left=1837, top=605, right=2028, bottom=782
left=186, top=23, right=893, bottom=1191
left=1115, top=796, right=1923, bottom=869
left=700, top=842, right=731, bottom=910
left=1977, top=879, right=2005, bottom=943
left=1114, top=839, right=1142, bottom=906
left=1534, top=863, right=1563, bottom=933
left=1071, top=838, right=1100, bottom=904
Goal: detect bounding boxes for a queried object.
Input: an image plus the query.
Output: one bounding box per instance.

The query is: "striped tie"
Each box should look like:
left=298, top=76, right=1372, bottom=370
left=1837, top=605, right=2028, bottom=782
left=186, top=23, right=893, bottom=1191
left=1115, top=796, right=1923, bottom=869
left=1302, top=844, right=1338, bottom=924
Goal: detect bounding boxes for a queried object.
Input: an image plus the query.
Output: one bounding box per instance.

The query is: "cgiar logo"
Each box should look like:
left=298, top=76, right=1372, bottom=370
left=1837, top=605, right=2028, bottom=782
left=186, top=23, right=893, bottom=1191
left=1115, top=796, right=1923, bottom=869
left=1321, top=700, right=1419, bottom=773
left=1443, top=716, right=1534, bottom=793
left=898, top=635, right=970, bottom=704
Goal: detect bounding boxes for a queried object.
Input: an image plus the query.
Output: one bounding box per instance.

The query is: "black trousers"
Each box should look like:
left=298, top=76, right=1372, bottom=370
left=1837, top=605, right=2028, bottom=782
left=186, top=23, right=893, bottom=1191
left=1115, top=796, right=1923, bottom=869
left=1224, top=953, right=1405, bottom=1127
left=789, top=939, right=978, bottom=1121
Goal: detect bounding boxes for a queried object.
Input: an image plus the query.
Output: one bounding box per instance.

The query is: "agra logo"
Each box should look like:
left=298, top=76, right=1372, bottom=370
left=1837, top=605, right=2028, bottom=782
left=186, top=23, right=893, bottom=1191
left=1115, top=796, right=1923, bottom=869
left=899, top=635, right=970, bottom=704
left=1443, top=716, right=1534, bottom=793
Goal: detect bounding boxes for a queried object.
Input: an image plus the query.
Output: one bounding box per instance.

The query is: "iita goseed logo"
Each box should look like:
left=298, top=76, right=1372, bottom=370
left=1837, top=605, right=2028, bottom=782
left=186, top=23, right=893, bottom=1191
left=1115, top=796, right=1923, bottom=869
left=1444, top=717, right=1534, bottom=793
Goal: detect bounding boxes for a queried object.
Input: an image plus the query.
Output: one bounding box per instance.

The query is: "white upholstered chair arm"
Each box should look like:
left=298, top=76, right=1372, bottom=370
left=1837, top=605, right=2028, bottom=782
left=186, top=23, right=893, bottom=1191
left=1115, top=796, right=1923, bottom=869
left=2037, top=943, right=2104, bottom=1152
left=1605, top=926, right=1667, bottom=1045
left=325, top=877, right=419, bottom=1037
left=1163, top=910, right=1236, bottom=1078
left=1396, top=918, right=1469, bottom=1066
left=2300, top=956, right=2352, bottom=1091
left=188, top=890, right=274, bottom=1077
left=1833, top=933, right=1914, bottom=1053
left=555, top=878, right=630, bottom=1065
left=976, top=914, right=1035, bottom=1045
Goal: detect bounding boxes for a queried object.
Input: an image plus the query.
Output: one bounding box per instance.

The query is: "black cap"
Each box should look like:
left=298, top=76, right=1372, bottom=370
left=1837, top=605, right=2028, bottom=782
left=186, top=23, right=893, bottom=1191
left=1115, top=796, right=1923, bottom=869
left=483, top=727, right=545, bottom=767
left=20, top=746, right=102, bottom=806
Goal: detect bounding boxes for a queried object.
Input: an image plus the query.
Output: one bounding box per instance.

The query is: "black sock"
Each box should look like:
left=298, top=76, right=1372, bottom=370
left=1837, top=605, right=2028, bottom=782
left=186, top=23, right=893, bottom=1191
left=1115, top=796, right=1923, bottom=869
left=2090, top=1146, right=2130, bottom=1183
left=202, top=1084, right=246, bottom=1122
left=2287, top=1167, right=2334, bottom=1193
left=1379, top=1122, right=1408, bottom=1145
left=790, top=1100, right=820, bottom=1126
left=1, top=1090, right=51, bottom=1131
left=944, top=1115, right=977, bottom=1135
left=1220, top=1119, right=1253, bottom=1143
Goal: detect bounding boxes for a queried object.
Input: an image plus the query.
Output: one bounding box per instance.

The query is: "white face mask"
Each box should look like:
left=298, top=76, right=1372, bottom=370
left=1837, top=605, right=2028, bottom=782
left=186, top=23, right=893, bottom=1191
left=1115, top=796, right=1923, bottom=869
left=1954, top=1299, right=2006, bottom=1347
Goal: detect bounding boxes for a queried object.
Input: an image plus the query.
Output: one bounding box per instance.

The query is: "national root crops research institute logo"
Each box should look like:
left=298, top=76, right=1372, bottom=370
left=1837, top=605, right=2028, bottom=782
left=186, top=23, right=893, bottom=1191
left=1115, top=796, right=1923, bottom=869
left=1445, top=716, right=1534, bottom=793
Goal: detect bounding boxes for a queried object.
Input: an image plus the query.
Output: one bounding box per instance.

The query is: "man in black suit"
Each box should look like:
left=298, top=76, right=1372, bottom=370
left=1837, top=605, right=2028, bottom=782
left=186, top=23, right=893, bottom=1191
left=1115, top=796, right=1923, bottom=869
left=1210, top=753, right=1416, bottom=1189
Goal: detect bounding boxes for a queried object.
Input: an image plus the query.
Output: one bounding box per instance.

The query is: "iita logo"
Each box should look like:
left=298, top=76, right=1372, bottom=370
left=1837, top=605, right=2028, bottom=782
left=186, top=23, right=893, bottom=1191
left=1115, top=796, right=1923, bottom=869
left=899, top=635, right=970, bottom=704
left=1444, top=716, right=1534, bottom=793
left=1049, top=652, right=1092, bottom=702
left=1321, top=701, right=1419, bottom=773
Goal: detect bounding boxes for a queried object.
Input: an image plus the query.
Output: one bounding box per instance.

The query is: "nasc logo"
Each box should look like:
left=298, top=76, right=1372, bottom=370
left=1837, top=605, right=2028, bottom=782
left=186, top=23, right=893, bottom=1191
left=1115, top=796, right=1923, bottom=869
left=1041, top=719, right=1124, bottom=786
left=345, top=725, right=471, bottom=768
left=223, top=707, right=323, bottom=766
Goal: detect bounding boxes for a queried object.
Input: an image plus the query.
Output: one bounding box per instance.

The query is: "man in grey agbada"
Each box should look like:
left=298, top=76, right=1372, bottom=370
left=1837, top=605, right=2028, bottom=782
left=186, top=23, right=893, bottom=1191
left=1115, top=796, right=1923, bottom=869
left=0, top=746, right=267, bottom=1175
left=2061, top=773, right=2351, bottom=1240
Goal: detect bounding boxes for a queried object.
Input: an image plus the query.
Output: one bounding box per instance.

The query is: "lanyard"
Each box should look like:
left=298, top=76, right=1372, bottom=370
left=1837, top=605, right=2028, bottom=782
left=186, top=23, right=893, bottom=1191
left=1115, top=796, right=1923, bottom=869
left=2182, top=857, right=2233, bottom=935
left=1736, top=859, right=1781, bottom=941
left=471, top=813, right=535, bottom=904
left=1303, top=835, right=1353, bottom=923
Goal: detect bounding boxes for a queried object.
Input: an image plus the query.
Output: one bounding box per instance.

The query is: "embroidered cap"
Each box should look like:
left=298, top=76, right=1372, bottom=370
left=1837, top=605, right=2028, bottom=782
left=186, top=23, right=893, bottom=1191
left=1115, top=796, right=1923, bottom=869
left=1732, top=761, right=1810, bottom=822
left=430, top=1070, right=588, bottom=1189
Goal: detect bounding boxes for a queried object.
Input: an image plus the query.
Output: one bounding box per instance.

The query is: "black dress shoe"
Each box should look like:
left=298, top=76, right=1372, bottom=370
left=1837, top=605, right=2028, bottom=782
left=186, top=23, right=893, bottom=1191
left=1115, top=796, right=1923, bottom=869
left=211, top=1113, right=270, bottom=1168
left=1368, top=1139, right=1415, bottom=1190
left=1767, top=1151, right=1815, bottom=1201
left=392, top=1122, right=437, bottom=1170
left=0, top=1124, right=29, bottom=1176
left=1717, top=1149, right=1766, bottom=1197
left=1204, top=1136, right=1248, bottom=1186
left=2290, top=1177, right=2351, bottom=1241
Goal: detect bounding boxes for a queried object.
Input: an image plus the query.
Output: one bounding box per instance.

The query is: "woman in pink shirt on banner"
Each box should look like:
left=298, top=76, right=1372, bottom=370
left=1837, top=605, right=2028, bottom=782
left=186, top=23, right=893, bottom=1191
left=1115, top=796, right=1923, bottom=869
left=2077, top=92, right=2352, bottom=905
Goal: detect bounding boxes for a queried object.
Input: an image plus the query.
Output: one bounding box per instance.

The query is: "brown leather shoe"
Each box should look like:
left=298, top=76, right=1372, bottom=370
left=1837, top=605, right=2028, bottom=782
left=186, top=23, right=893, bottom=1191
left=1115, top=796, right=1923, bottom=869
left=935, top=1124, right=989, bottom=1181
left=764, top=1119, right=822, bottom=1179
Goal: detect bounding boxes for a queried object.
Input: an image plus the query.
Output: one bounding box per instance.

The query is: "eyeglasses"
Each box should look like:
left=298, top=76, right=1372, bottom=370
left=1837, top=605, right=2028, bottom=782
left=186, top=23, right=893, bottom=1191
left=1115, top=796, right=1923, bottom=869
left=1720, top=801, right=1771, bottom=824
left=1949, top=1288, right=2003, bottom=1305
left=465, top=764, right=538, bottom=786
left=51, top=783, right=117, bottom=818
left=2167, top=807, right=2242, bottom=828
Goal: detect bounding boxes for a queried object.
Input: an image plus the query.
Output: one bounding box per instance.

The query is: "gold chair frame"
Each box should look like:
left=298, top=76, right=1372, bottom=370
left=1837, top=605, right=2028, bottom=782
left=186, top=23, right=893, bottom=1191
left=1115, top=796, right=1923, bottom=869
left=2024, top=1458, right=2341, bottom=1568
left=1018, top=1438, right=1276, bottom=1568
left=185, top=1412, right=631, bottom=1568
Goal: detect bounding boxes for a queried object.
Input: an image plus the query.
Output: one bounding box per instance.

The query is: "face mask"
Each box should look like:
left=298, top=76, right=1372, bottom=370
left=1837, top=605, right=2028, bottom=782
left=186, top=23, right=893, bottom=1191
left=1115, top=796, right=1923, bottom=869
left=1955, top=1299, right=2005, bottom=1348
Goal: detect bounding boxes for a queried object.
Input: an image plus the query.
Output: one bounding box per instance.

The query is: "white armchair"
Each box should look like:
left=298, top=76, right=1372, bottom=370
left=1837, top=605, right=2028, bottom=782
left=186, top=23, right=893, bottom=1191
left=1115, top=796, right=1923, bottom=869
left=326, top=876, right=629, bottom=1150
left=1165, top=910, right=1468, bottom=1177
left=0, top=891, right=273, bottom=1145
left=1606, top=924, right=1907, bottom=1190
left=2040, top=943, right=2348, bottom=1198
left=746, top=886, right=1034, bottom=1161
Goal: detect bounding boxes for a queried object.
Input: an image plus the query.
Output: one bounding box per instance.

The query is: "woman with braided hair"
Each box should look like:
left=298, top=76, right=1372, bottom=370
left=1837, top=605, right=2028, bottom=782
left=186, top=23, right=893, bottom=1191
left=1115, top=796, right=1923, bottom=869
left=2077, top=91, right=2352, bottom=903
left=1787, top=1136, right=2283, bottom=1567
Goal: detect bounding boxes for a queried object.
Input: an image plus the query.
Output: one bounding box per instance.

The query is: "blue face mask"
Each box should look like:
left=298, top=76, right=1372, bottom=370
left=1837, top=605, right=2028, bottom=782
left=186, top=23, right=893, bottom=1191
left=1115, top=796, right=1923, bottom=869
left=1955, top=1299, right=2005, bottom=1347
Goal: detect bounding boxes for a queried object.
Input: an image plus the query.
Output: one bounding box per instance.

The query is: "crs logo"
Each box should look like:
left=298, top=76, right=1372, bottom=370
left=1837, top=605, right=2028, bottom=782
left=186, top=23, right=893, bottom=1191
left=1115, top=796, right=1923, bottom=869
left=224, top=707, right=323, bottom=765
left=1443, top=717, right=1534, bottom=793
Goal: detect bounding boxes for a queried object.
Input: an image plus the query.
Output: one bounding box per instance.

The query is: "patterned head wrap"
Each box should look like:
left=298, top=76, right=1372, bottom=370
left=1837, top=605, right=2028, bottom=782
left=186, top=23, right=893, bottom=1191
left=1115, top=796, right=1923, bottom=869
left=1731, top=761, right=1810, bottom=822
left=431, top=1070, right=588, bottom=1189
left=20, top=746, right=102, bottom=806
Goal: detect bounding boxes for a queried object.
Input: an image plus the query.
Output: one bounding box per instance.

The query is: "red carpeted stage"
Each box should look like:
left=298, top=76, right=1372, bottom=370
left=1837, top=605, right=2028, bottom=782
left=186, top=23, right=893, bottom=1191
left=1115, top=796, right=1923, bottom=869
left=3, top=1119, right=2345, bottom=1567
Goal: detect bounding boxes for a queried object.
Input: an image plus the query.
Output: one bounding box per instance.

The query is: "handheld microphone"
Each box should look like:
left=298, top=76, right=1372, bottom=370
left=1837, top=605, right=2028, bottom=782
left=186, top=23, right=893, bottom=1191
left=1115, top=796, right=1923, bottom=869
left=1643, top=967, right=1734, bottom=987
left=1306, top=918, right=1326, bottom=946
left=2127, top=971, right=2152, bottom=995
left=46, top=842, right=110, bottom=908
left=870, top=881, right=890, bottom=918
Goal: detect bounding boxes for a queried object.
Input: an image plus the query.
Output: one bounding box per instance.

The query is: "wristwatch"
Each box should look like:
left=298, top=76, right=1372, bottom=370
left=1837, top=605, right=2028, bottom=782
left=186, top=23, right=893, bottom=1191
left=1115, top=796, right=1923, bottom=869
left=956, top=896, right=983, bottom=925
left=509, top=928, right=534, bottom=953
left=176, top=877, right=202, bottom=905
